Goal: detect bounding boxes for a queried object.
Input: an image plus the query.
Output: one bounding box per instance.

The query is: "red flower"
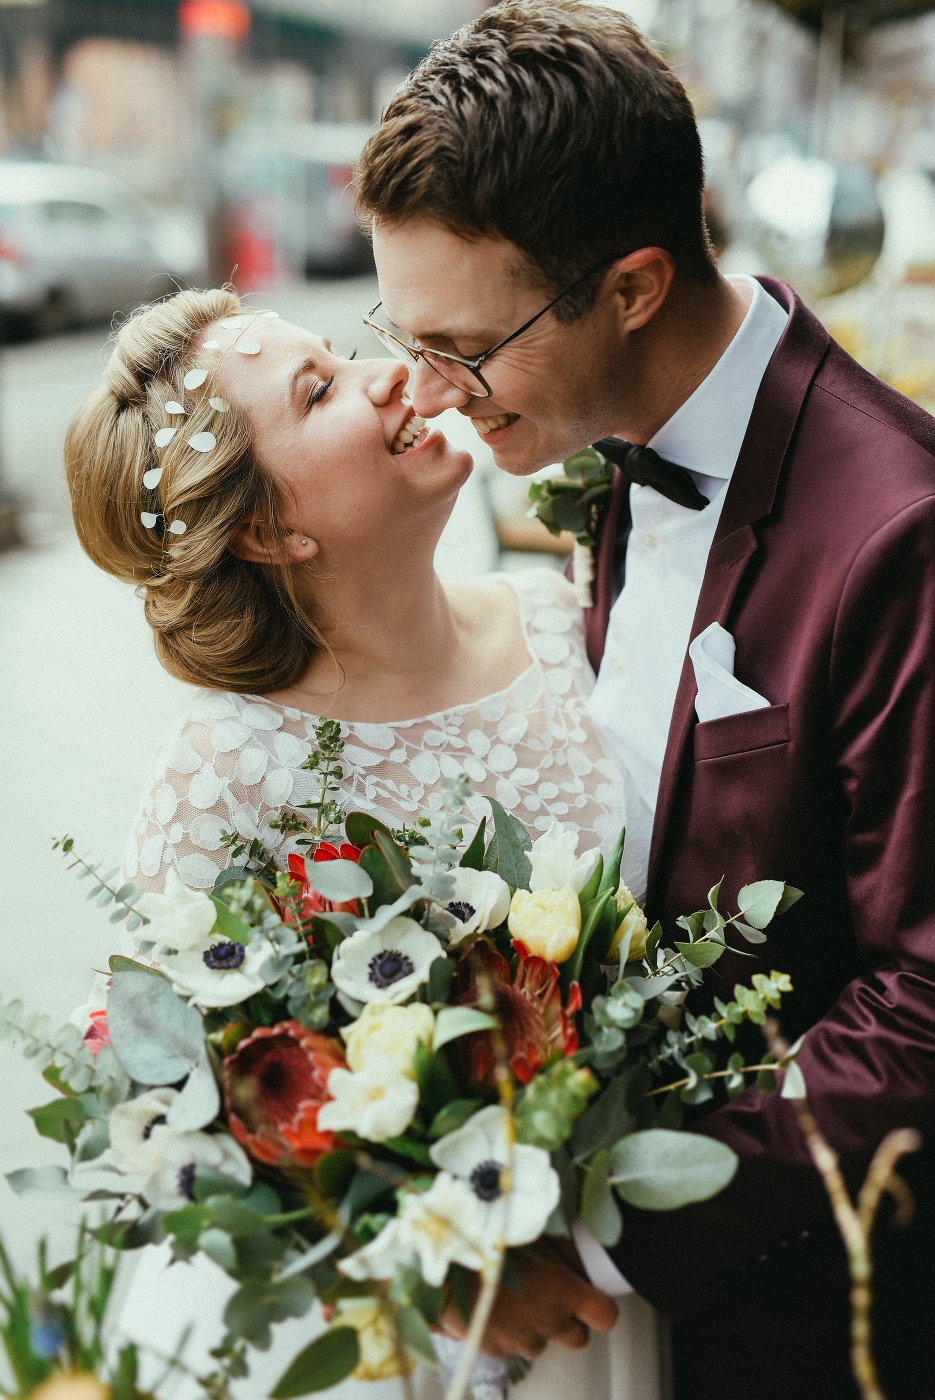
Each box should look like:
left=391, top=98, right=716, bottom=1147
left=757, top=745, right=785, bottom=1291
left=222, top=1021, right=346, bottom=1167
left=453, top=941, right=580, bottom=1087
left=286, top=844, right=363, bottom=919
left=82, top=1010, right=110, bottom=1059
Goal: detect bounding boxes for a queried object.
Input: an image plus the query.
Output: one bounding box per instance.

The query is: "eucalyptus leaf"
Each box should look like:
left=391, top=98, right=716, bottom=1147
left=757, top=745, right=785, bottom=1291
left=609, top=1129, right=738, bottom=1210
left=775, top=884, right=804, bottom=915
left=6, top=1166, right=86, bottom=1204
left=571, top=1068, right=638, bottom=1161
left=459, top=817, right=487, bottom=870
left=271, top=1327, right=359, bottom=1397
left=199, top=1226, right=238, bottom=1273
left=351, top=883, right=423, bottom=934
left=166, top=1053, right=220, bottom=1131
left=781, top=1060, right=807, bottom=1099
left=735, top=920, right=768, bottom=944
left=432, top=1006, right=497, bottom=1051
left=304, top=859, right=373, bottom=903
left=580, top=1149, right=622, bottom=1247
left=397, top=1305, right=438, bottom=1366
left=675, top=941, right=724, bottom=968
left=107, top=968, right=204, bottom=1084
left=737, top=880, right=785, bottom=930
left=210, top=896, right=251, bottom=945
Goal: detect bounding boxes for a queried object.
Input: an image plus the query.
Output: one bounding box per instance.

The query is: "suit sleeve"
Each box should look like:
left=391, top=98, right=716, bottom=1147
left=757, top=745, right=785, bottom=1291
left=609, top=495, right=935, bottom=1312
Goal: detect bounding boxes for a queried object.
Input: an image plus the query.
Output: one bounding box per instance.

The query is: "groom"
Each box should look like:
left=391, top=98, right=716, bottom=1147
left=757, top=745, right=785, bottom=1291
left=356, top=2, right=935, bottom=1396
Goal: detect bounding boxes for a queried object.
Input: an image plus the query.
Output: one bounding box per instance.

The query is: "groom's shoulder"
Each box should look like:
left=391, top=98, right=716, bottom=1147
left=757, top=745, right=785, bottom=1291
left=808, top=338, right=935, bottom=478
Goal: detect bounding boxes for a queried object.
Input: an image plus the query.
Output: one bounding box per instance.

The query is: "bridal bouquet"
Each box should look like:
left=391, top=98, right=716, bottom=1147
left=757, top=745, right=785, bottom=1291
left=2, top=727, right=804, bottom=1400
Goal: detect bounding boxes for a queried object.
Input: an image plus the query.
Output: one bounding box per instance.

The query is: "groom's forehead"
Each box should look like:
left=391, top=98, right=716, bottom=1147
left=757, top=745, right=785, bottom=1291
left=372, top=216, right=532, bottom=337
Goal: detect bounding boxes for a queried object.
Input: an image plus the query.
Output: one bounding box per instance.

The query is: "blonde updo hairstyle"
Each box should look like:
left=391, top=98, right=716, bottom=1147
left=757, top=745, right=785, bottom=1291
left=66, top=289, right=323, bottom=694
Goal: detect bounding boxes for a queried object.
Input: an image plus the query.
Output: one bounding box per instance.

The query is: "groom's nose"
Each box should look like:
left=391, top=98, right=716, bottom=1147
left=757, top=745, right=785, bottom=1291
left=410, top=358, right=473, bottom=418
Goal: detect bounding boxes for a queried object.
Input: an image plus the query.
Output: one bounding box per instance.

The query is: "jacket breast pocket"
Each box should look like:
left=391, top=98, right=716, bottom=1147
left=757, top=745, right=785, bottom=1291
left=694, top=703, right=790, bottom=761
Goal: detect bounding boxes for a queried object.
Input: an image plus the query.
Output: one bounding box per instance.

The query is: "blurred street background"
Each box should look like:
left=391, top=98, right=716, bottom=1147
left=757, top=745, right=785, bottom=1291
left=5, top=0, right=935, bottom=1386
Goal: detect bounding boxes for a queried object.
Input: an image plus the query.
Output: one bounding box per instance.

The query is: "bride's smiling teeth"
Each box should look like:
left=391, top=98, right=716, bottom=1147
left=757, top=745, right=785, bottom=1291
left=473, top=412, right=519, bottom=434
left=391, top=411, right=428, bottom=454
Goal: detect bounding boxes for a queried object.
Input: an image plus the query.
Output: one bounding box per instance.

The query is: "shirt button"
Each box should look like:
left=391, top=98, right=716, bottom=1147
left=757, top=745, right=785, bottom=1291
left=610, top=656, right=626, bottom=674
left=642, top=531, right=658, bottom=550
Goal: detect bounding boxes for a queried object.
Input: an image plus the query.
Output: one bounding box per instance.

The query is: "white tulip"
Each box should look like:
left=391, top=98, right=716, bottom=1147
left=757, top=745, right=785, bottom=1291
left=443, top=868, right=512, bottom=945
left=136, top=867, right=218, bottom=951
left=430, top=1105, right=559, bottom=1248
left=528, top=821, right=597, bottom=895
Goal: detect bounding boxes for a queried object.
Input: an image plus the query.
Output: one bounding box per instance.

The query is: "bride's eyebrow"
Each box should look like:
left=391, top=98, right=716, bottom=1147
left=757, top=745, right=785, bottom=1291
left=289, top=355, right=326, bottom=406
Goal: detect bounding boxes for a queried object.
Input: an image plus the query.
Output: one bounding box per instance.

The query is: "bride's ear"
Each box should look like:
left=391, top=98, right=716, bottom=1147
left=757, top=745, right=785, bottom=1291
left=228, top=520, right=319, bottom=565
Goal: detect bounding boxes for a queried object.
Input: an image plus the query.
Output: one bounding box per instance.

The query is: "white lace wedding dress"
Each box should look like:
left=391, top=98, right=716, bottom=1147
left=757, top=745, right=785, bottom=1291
left=119, top=568, right=661, bottom=1400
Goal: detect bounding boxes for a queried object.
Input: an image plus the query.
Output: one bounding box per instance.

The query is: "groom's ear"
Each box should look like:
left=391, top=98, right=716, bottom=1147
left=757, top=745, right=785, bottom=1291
left=607, top=247, right=676, bottom=333
left=228, top=520, right=319, bottom=566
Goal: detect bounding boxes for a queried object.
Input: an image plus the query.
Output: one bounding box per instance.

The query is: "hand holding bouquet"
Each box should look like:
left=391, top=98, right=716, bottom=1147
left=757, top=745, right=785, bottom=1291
left=2, top=742, right=804, bottom=1400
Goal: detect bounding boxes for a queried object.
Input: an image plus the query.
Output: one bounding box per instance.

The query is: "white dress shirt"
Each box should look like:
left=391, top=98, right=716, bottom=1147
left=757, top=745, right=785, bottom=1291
left=585, top=276, right=789, bottom=905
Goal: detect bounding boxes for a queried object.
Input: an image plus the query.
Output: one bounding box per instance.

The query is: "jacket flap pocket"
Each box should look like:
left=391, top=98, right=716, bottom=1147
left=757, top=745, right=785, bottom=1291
left=694, top=703, right=790, bottom=761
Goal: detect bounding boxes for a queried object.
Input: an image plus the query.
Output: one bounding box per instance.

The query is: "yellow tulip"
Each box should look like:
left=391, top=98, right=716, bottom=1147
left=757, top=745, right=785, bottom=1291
left=30, top=1376, right=111, bottom=1400
left=608, top=883, right=649, bottom=962
left=508, top=887, right=581, bottom=964
left=331, top=1297, right=414, bottom=1381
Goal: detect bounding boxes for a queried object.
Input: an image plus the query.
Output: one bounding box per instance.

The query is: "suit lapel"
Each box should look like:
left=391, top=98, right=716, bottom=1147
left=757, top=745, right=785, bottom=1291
left=645, top=279, right=832, bottom=903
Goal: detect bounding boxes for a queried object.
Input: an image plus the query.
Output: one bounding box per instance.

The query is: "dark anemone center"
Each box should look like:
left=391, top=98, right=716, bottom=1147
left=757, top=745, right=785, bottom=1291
left=143, top=1113, right=167, bottom=1140
left=368, top=949, right=414, bottom=989
left=176, top=1162, right=197, bottom=1202
left=203, top=941, right=245, bottom=971
left=469, top=1159, right=504, bottom=1202
left=447, top=901, right=476, bottom=923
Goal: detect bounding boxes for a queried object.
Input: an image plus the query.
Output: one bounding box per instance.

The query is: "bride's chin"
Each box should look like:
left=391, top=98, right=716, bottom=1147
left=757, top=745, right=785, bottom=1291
left=390, top=433, right=473, bottom=484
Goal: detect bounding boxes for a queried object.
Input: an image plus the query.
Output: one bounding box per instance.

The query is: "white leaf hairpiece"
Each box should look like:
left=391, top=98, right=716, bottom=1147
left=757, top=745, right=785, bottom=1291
left=183, top=368, right=208, bottom=390
left=167, top=520, right=187, bottom=536
left=143, top=467, right=163, bottom=489
left=220, top=317, right=248, bottom=329
left=208, top=397, right=229, bottom=413
left=140, top=511, right=187, bottom=536
left=188, top=432, right=216, bottom=453
left=236, top=340, right=261, bottom=356
left=203, top=340, right=220, bottom=349
left=258, top=311, right=279, bottom=318
left=154, top=427, right=177, bottom=448
left=140, top=511, right=159, bottom=528
left=165, top=400, right=186, bottom=415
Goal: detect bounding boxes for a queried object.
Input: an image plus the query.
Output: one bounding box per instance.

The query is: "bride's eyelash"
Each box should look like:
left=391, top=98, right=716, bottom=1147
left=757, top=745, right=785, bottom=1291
left=306, top=374, right=334, bottom=410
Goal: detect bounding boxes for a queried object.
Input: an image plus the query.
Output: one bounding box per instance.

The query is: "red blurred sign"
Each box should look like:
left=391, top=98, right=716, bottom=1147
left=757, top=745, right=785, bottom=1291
left=178, top=0, right=251, bottom=41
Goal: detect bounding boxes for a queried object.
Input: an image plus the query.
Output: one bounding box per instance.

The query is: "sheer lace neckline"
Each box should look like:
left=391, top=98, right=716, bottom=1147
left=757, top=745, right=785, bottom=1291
left=239, top=573, right=539, bottom=729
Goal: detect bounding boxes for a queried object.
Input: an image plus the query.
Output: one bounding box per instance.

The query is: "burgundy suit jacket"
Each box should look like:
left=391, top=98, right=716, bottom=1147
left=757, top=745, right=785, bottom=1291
left=590, top=279, right=935, bottom=1400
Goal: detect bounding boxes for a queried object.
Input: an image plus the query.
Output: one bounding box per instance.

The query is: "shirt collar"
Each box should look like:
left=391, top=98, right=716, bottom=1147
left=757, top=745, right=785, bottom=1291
left=647, top=275, right=790, bottom=482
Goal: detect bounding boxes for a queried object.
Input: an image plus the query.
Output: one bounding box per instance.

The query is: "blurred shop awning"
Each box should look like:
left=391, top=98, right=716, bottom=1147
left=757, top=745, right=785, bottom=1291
left=771, top=0, right=935, bottom=29
left=253, top=0, right=485, bottom=45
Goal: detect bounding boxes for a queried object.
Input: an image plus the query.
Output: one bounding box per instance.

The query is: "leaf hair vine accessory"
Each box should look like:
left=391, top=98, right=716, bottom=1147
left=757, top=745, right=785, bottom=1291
left=139, top=307, right=276, bottom=535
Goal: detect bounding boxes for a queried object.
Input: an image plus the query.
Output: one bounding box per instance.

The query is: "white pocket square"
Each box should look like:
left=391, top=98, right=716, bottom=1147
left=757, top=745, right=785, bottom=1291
left=689, top=621, right=771, bottom=723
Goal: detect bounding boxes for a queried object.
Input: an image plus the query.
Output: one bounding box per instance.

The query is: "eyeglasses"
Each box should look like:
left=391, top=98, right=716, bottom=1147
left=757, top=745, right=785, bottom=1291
left=362, top=259, right=613, bottom=398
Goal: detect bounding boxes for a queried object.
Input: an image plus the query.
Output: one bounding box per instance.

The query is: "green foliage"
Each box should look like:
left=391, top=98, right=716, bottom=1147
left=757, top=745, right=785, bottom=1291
left=482, top=799, right=532, bottom=891
left=408, top=775, right=472, bottom=904
left=294, top=718, right=346, bottom=844
left=581, top=1148, right=622, bottom=1246
left=609, top=1129, right=738, bottom=1210
left=527, top=447, right=614, bottom=545
left=413, top=1042, right=459, bottom=1116
left=432, top=1006, right=497, bottom=1052
left=271, top=1327, right=360, bottom=1396
left=106, top=966, right=204, bottom=1086
left=224, top=1277, right=316, bottom=1350
left=459, top=816, right=487, bottom=870
left=515, top=1059, right=598, bottom=1152
left=51, top=837, right=150, bottom=934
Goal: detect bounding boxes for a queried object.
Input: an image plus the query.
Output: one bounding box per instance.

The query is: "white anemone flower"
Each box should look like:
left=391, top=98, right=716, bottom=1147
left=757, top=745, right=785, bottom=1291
left=144, top=1132, right=251, bottom=1211
left=528, top=821, right=597, bottom=894
left=157, top=935, right=267, bottom=1008
left=136, top=867, right=218, bottom=951
left=330, top=917, right=443, bottom=1005
left=339, top=1175, right=488, bottom=1287
left=443, top=868, right=512, bottom=945
left=430, top=1105, right=559, bottom=1248
left=317, top=1065, right=419, bottom=1143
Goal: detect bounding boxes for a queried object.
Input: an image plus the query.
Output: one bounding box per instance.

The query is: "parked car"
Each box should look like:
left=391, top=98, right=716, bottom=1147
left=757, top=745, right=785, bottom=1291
left=0, top=161, right=175, bottom=337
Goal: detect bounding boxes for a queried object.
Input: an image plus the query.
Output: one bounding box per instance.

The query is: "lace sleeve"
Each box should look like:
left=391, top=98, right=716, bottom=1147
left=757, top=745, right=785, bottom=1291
left=122, top=692, right=313, bottom=894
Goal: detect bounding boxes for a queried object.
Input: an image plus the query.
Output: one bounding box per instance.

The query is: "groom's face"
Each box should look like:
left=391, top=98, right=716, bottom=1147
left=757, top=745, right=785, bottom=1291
left=372, top=218, right=631, bottom=476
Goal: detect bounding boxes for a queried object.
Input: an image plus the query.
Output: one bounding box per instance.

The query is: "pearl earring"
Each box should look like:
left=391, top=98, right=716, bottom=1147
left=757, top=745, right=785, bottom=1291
left=301, top=539, right=308, bottom=545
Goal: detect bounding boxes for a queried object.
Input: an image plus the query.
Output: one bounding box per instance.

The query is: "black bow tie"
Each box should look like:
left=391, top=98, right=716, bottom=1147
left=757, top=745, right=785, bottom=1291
left=593, top=437, right=709, bottom=512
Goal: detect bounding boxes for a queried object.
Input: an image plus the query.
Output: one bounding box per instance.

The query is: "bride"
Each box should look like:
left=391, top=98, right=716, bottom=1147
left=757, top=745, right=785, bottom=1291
left=65, top=288, right=661, bottom=1399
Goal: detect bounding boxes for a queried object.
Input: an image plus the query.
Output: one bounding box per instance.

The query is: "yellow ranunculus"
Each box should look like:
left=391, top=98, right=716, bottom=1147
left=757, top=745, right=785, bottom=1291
left=508, top=887, right=581, bottom=964
left=331, top=1297, right=414, bottom=1381
left=608, top=883, right=649, bottom=962
left=341, top=1000, right=435, bottom=1078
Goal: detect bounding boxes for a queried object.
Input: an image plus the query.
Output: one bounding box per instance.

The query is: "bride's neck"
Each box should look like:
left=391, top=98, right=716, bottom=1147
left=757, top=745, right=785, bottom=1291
left=278, top=536, right=458, bottom=716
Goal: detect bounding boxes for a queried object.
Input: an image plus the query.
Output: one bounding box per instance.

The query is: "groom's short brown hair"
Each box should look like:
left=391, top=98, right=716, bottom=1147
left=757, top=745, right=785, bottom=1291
left=356, top=0, right=716, bottom=320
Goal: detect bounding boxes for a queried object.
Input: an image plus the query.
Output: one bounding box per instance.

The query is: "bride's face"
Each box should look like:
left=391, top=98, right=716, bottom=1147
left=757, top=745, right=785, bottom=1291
left=206, top=315, right=472, bottom=556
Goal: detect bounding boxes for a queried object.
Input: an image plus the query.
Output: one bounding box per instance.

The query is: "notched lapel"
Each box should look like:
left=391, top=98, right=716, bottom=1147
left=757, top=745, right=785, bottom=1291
left=646, top=281, right=831, bottom=906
